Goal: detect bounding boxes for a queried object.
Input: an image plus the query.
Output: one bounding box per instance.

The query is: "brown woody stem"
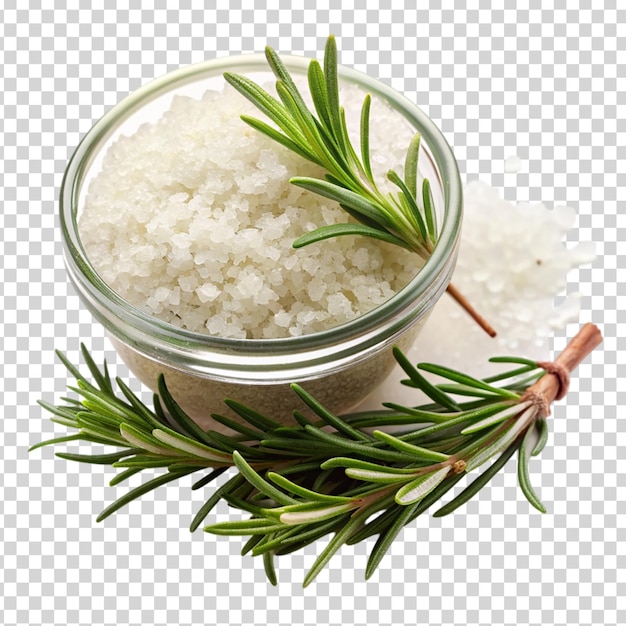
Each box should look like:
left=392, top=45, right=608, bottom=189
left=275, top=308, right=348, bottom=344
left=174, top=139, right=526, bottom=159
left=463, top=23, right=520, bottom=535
left=520, top=322, right=602, bottom=417
left=446, top=282, right=497, bottom=338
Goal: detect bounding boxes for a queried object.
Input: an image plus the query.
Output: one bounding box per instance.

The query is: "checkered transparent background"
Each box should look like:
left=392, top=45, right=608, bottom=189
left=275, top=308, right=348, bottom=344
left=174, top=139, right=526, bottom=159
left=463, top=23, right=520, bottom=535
left=1, top=2, right=623, bottom=625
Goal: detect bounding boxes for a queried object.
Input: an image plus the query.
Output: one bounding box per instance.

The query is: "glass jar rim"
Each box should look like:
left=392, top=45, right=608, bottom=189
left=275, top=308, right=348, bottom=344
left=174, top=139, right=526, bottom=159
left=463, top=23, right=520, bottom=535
left=60, top=53, right=462, bottom=359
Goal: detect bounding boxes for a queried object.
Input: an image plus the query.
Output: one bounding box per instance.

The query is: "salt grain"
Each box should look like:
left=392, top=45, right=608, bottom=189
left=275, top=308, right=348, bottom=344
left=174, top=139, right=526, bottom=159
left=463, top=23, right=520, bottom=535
left=504, top=154, right=523, bottom=173
left=196, top=283, right=220, bottom=303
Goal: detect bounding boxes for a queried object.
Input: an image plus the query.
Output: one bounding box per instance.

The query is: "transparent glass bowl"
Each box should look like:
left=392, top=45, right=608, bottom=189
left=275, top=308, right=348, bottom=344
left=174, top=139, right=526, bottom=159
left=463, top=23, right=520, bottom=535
left=60, top=54, right=463, bottom=431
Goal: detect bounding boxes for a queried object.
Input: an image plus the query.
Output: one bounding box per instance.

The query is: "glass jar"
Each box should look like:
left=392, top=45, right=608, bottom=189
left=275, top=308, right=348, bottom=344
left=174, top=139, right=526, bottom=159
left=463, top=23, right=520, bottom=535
left=60, top=54, right=463, bottom=431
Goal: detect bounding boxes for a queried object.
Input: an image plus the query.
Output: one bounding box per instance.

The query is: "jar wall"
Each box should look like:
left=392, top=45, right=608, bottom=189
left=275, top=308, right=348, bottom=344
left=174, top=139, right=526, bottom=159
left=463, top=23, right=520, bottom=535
left=110, top=317, right=425, bottom=432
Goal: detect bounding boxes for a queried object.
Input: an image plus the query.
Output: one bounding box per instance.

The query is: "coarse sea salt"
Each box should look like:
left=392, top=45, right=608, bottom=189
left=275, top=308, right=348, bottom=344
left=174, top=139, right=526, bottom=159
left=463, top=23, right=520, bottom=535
left=79, top=84, right=418, bottom=339
left=362, top=179, right=596, bottom=410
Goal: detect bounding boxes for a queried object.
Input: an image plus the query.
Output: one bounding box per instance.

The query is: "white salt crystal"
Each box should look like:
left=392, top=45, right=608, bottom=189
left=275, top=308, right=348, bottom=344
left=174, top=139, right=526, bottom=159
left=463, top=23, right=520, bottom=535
left=254, top=286, right=278, bottom=306
left=283, top=256, right=299, bottom=271
left=169, top=287, right=181, bottom=306
left=274, top=310, right=292, bottom=328
left=307, top=279, right=326, bottom=302
left=296, top=310, right=318, bottom=327
left=154, top=287, right=171, bottom=302
left=571, top=241, right=597, bottom=264
left=196, top=283, right=220, bottom=303
left=504, top=154, right=523, bottom=173
left=352, top=248, right=372, bottom=271
left=327, top=293, right=354, bottom=317
left=301, top=258, right=321, bottom=276
left=553, top=205, right=577, bottom=229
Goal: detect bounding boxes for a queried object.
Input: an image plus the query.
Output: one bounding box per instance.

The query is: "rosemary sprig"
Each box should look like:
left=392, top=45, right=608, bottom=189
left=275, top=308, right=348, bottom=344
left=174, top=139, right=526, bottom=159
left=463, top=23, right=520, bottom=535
left=224, top=35, right=496, bottom=337
left=32, top=324, right=601, bottom=585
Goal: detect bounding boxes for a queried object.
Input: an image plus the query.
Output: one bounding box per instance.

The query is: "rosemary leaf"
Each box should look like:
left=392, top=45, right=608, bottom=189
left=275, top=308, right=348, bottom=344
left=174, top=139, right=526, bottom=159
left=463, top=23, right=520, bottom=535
left=307, top=59, right=333, bottom=136
left=365, top=500, right=421, bottom=579
left=372, top=430, right=450, bottom=463
left=79, top=344, right=114, bottom=394
left=267, top=472, right=353, bottom=503
left=157, top=375, right=217, bottom=446
left=54, top=449, right=138, bottom=464
left=206, top=519, right=288, bottom=536
left=464, top=407, right=535, bottom=473
left=348, top=474, right=463, bottom=546
left=223, top=72, right=309, bottom=148
left=190, top=473, right=245, bottom=532
left=293, top=222, right=409, bottom=250
left=239, top=115, right=316, bottom=163
left=37, top=400, right=80, bottom=423
left=289, top=177, right=394, bottom=228
left=345, top=468, right=414, bottom=484
left=404, top=133, right=421, bottom=200
left=278, top=502, right=356, bottom=525
left=339, top=105, right=368, bottom=176
left=394, top=467, right=450, bottom=506
left=96, top=469, right=196, bottom=523
left=392, top=347, right=461, bottom=411
left=302, top=425, right=415, bottom=463
left=290, top=384, right=371, bottom=442
left=109, top=467, right=142, bottom=487
left=488, top=356, right=539, bottom=368
left=302, top=516, right=363, bottom=587
left=518, top=427, right=547, bottom=513
left=119, top=423, right=175, bottom=457
left=263, top=551, right=278, bottom=586
left=152, top=429, right=232, bottom=463
left=191, top=466, right=230, bottom=491
left=203, top=430, right=271, bottom=459
left=359, top=93, right=374, bottom=185
left=241, top=534, right=266, bottom=556
left=28, top=433, right=86, bottom=452
left=532, top=418, right=549, bottom=456
left=231, top=452, right=297, bottom=506
left=386, top=169, right=429, bottom=243
left=320, top=457, right=422, bottom=474
left=114, top=377, right=169, bottom=431
left=208, top=412, right=266, bottom=440
left=418, top=362, right=522, bottom=399
left=222, top=398, right=282, bottom=431
left=276, top=518, right=351, bottom=557
left=265, top=45, right=312, bottom=122
left=421, top=178, right=437, bottom=244
left=54, top=348, right=87, bottom=383
left=275, top=81, right=350, bottom=177
left=460, top=400, right=533, bottom=435
left=253, top=517, right=343, bottom=556
left=322, top=34, right=343, bottom=146
left=112, top=455, right=175, bottom=469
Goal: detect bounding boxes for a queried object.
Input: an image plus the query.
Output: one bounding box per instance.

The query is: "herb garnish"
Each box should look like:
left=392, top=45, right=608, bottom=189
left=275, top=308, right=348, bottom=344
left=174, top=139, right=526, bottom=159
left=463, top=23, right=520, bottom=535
left=224, top=35, right=496, bottom=337
left=32, top=324, right=601, bottom=585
